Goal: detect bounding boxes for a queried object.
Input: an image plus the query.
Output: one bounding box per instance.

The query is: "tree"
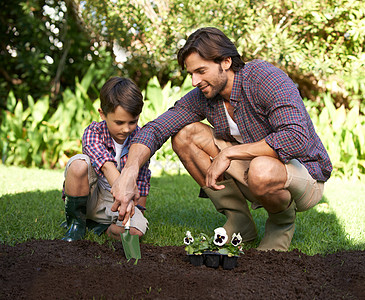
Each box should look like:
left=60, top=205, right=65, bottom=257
left=0, top=0, right=115, bottom=110
left=79, top=0, right=365, bottom=107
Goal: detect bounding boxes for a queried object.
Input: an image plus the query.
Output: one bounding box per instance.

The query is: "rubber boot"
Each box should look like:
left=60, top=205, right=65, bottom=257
left=203, top=178, right=257, bottom=242
left=257, top=200, right=296, bottom=251
left=62, top=195, right=87, bottom=242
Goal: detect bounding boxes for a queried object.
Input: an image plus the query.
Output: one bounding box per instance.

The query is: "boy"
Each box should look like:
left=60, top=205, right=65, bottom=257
left=61, top=77, right=151, bottom=242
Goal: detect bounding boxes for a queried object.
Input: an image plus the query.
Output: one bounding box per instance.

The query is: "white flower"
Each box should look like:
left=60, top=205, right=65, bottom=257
left=231, top=233, right=242, bottom=247
left=184, top=231, right=194, bottom=245
left=213, top=227, right=228, bottom=246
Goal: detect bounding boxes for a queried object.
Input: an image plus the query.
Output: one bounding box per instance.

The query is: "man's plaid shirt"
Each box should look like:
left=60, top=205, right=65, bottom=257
left=133, top=59, right=332, bottom=182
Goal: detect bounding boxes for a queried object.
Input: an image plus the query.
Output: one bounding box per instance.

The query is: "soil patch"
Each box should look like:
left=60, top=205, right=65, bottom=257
left=1, top=240, right=364, bottom=299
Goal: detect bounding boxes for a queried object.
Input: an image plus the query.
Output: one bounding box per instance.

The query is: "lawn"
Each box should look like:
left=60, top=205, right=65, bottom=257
left=0, top=164, right=364, bottom=255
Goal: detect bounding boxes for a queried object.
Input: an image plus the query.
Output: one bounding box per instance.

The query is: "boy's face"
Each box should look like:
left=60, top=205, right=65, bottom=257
left=99, top=106, right=139, bottom=144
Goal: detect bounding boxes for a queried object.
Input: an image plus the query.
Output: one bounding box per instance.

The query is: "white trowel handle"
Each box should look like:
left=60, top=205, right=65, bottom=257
left=125, top=217, right=131, bottom=230
left=124, top=201, right=133, bottom=230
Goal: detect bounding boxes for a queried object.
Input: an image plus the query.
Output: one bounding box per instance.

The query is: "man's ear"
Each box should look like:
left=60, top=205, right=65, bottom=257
left=222, top=57, right=232, bottom=71
left=98, top=108, right=106, bottom=120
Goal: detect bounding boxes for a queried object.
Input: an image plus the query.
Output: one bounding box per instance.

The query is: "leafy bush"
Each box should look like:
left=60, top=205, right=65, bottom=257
left=80, top=0, right=365, bottom=108
left=306, top=95, right=365, bottom=180
left=0, top=67, right=193, bottom=171
left=0, top=64, right=101, bottom=168
left=2, top=70, right=364, bottom=180
left=139, top=75, right=193, bottom=173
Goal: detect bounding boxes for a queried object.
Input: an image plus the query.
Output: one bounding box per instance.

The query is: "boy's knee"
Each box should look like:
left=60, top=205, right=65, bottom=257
left=67, top=159, right=88, bottom=179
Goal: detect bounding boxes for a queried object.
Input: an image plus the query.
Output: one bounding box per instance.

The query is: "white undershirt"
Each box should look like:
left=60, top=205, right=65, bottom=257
left=223, top=104, right=243, bottom=144
left=112, top=138, right=125, bottom=171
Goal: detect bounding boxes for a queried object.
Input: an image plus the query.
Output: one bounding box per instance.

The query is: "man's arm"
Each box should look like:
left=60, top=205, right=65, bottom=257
left=110, top=143, right=151, bottom=224
left=205, top=139, right=278, bottom=189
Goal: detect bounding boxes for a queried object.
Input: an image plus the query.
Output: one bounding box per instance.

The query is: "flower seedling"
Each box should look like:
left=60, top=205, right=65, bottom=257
left=184, top=228, right=244, bottom=269
left=184, top=231, right=211, bottom=255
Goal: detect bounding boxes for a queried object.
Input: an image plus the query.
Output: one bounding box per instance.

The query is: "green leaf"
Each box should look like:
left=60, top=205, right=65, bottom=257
left=32, top=96, right=49, bottom=126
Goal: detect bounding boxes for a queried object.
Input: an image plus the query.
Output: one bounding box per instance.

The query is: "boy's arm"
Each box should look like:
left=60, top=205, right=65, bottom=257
left=101, top=161, right=120, bottom=187
left=138, top=196, right=147, bottom=213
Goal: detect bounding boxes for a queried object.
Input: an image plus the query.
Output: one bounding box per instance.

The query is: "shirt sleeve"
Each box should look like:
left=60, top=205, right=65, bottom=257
left=82, top=122, right=115, bottom=177
left=132, top=88, right=206, bottom=155
left=258, top=68, right=311, bottom=163
left=136, top=160, right=151, bottom=197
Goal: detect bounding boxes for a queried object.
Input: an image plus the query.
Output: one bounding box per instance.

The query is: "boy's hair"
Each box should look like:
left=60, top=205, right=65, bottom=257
left=177, top=27, right=245, bottom=72
left=99, top=77, right=143, bottom=117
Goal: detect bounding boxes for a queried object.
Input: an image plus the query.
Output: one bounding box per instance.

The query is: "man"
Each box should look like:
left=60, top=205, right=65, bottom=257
left=110, top=27, right=332, bottom=251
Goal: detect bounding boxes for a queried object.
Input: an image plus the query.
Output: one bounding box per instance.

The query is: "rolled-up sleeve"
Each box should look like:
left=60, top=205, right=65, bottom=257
left=256, top=69, right=311, bottom=163
left=136, top=161, right=151, bottom=197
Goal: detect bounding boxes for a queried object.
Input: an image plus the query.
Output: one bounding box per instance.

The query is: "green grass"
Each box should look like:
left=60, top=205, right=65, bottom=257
left=0, top=164, right=364, bottom=255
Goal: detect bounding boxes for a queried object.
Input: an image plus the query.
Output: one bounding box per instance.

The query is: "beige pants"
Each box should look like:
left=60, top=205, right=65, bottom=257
left=64, top=154, right=148, bottom=234
left=213, top=137, right=324, bottom=212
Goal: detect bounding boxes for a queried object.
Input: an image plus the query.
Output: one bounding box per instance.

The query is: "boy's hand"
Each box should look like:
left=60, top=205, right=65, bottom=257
left=111, top=167, right=140, bottom=224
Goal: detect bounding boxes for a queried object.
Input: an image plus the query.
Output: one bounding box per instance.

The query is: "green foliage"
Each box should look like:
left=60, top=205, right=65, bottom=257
left=80, top=0, right=365, bottom=106
left=0, top=64, right=101, bottom=168
left=306, top=95, right=365, bottom=180
left=139, top=75, right=193, bottom=173
left=0, top=0, right=116, bottom=107
left=2, top=69, right=365, bottom=180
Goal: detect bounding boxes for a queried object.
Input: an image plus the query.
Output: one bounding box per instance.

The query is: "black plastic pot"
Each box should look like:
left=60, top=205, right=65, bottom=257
left=221, top=255, right=238, bottom=270
left=188, top=254, right=204, bottom=266
left=204, top=252, right=221, bottom=269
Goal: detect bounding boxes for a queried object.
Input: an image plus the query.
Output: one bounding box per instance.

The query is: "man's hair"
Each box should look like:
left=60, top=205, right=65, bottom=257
left=99, top=77, right=143, bottom=117
left=177, top=27, right=245, bottom=72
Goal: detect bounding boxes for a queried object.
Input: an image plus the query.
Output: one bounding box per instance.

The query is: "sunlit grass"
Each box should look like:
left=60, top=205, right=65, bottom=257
left=0, top=165, right=364, bottom=255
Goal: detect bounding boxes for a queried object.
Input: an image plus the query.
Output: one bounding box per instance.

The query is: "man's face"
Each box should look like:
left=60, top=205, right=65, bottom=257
left=185, top=52, right=230, bottom=99
left=99, top=106, right=139, bottom=144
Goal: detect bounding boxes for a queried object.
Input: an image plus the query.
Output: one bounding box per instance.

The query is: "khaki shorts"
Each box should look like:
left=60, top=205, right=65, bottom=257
left=213, top=136, right=324, bottom=212
left=64, top=154, right=148, bottom=234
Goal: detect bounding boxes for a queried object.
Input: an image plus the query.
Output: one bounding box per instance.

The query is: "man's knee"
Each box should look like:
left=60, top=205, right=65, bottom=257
left=247, top=156, right=286, bottom=196
left=172, top=122, right=210, bottom=153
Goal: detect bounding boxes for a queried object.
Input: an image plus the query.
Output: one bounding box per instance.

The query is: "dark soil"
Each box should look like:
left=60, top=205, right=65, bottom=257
left=1, top=240, right=364, bottom=299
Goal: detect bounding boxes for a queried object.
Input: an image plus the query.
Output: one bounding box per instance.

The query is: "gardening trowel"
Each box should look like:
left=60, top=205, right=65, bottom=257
left=121, top=217, right=141, bottom=261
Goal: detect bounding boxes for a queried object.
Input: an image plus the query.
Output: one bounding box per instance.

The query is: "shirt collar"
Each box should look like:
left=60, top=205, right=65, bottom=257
left=230, top=68, right=244, bottom=103
left=103, top=120, right=138, bottom=154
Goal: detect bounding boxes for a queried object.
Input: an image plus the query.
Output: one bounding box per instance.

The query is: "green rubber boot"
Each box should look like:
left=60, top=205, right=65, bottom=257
left=62, top=195, right=87, bottom=242
left=257, top=200, right=296, bottom=251
left=203, top=178, right=257, bottom=242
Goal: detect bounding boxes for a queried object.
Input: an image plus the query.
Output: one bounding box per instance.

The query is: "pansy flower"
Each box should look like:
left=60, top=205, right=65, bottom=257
left=184, top=231, right=194, bottom=245
left=213, top=227, right=228, bottom=246
left=231, top=233, right=242, bottom=247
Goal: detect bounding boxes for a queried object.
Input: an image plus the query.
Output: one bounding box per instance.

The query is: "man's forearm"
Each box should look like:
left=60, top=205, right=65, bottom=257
left=110, top=143, right=151, bottom=222
left=124, top=143, right=151, bottom=170
left=222, top=139, right=278, bottom=161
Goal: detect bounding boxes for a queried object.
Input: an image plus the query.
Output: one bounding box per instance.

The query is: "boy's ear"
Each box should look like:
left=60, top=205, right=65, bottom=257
left=98, top=108, right=106, bottom=120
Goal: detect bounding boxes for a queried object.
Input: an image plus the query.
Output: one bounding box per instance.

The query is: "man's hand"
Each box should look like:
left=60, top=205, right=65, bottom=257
left=110, top=143, right=151, bottom=224
left=111, top=167, right=140, bottom=224
left=205, top=149, right=231, bottom=190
